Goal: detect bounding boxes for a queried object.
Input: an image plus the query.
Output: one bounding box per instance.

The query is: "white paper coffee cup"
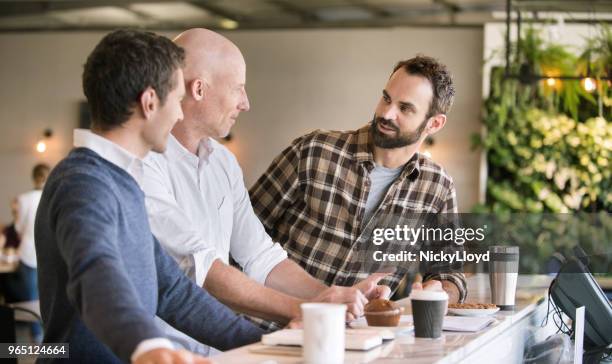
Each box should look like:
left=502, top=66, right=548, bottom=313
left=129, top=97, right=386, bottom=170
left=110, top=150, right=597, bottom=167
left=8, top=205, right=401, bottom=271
left=410, top=290, right=448, bottom=338
left=301, top=303, right=347, bottom=364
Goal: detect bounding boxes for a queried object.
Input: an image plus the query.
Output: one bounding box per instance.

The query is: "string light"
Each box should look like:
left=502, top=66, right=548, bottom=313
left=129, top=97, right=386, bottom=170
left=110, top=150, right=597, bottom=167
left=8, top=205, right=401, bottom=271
left=546, top=78, right=556, bottom=87
left=582, top=77, right=596, bottom=92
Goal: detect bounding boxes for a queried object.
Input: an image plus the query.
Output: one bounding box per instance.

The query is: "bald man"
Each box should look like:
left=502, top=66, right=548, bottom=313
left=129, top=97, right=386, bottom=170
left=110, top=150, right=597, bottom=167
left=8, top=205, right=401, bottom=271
left=142, top=28, right=389, bottom=355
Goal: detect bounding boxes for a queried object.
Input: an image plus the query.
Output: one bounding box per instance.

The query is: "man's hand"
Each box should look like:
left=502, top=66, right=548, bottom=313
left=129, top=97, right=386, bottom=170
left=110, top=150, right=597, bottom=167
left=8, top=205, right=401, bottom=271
left=411, top=279, right=442, bottom=291
left=311, top=286, right=368, bottom=321
left=286, top=318, right=303, bottom=329
left=307, top=273, right=392, bottom=321
left=133, top=348, right=211, bottom=364
left=353, top=273, right=392, bottom=300
left=412, top=279, right=460, bottom=303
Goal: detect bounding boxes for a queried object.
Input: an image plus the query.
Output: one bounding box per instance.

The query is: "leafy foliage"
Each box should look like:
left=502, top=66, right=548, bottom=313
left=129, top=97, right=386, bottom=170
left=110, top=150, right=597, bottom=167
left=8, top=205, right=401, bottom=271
left=474, top=27, right=611, bottom=214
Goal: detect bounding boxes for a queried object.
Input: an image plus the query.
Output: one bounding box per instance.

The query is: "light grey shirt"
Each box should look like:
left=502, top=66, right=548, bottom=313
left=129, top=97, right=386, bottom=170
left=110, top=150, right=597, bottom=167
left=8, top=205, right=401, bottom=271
left=364, top=164, right=403, bottom=225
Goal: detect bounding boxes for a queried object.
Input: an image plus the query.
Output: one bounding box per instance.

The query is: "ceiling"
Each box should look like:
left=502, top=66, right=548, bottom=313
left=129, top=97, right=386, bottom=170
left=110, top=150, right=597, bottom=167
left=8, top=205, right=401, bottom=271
left=0, top=0, right=611, bottom=32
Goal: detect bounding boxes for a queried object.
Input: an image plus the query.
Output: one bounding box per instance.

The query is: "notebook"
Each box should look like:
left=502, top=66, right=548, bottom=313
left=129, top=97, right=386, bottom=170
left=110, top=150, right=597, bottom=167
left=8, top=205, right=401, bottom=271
left=442, top=316, right=496, bottom=332
left=261, top=329, right=384, bottom=351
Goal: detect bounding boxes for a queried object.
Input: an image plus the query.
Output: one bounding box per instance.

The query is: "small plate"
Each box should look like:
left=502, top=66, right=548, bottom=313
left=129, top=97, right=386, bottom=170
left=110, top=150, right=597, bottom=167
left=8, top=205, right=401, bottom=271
left=448, top=307, right=500, bottom=316
left=350, top=315, right=414, bottom=337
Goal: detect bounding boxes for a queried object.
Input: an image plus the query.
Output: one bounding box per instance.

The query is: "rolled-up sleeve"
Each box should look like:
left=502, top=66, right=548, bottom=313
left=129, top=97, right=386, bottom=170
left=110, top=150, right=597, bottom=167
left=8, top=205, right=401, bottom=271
left=227, top=153, right=288, bottom=284
left=142, top=156, right=223, bottom=287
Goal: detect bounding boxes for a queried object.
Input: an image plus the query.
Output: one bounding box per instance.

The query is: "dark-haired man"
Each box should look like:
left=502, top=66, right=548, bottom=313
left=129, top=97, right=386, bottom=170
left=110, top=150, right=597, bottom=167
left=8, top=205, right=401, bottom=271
left=34, top=29, right=262, bottom=364
left=250, top=56, right=467, bottom=304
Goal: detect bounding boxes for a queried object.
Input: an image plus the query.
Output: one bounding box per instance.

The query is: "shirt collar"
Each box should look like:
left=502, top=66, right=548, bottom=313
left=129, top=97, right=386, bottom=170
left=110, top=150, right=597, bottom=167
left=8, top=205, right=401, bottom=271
left=167, top=133, right=215, bottom=165
left=351, top=123, right=421, bottom=181
left=73, top=128, right=144, bottom=184
left=197, top=137, right=214, bottom=161
left=352, top=124, right=374, bottom=164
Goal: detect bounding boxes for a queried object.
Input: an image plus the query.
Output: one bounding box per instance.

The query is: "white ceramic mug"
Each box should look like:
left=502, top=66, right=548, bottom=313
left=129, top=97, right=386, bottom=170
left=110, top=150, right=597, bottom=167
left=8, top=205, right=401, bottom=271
left=301, top=303, right=347, bottom=364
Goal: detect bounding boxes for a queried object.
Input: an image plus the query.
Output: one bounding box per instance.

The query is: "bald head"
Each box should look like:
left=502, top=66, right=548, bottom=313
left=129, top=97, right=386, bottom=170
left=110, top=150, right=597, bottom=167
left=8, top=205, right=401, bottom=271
left=171, top=28, right=250, bottom=143
left=174, top=28, right=244, bottom=82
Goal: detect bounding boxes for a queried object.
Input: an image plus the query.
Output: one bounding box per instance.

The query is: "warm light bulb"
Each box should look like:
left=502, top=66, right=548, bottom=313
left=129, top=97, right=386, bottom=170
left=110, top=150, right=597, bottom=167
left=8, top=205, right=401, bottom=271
left=219, top=19, right=238, bottom=30
left=546, top=78, right=556, bottom=87
left=36, top=140, right=47, bottom=153
left=582, top=77, right=596, bottom=92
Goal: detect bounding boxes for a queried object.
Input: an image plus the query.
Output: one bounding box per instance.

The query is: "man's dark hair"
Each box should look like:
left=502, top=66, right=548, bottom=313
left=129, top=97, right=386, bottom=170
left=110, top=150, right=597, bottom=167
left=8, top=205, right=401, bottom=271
left=392, top=55, right=455, bottom=117
left=32, top=163, right=50, bottom=183
left=82, top=29, right=185, bottom=131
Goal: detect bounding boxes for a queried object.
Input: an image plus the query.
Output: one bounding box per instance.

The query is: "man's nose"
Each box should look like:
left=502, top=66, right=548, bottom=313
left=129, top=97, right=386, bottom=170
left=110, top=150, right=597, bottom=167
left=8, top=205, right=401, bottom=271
left=239, top=90, right=250, bottom=112
left=381, top=104, right=396, bottom=121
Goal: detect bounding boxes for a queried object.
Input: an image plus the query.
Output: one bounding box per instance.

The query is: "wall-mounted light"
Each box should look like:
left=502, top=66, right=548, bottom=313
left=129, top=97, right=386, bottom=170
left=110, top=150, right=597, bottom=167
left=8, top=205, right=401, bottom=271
left=219, top=18, right=238, bottom=30
left=36, top=128, right=53, bottom=154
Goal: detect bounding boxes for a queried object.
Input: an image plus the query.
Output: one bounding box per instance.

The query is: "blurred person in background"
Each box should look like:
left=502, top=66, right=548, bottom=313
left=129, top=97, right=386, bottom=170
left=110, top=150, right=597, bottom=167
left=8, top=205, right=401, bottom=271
left=3, top=198, right=21, bottom=251
left=6, top=163, right=50, bottom=341
left=1, top=198, right=21, bottom=252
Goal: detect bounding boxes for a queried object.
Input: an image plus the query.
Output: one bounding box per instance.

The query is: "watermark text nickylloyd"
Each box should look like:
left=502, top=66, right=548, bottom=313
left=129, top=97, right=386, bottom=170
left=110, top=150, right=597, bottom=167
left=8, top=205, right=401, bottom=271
left=372, top=250, right=490, bottom=264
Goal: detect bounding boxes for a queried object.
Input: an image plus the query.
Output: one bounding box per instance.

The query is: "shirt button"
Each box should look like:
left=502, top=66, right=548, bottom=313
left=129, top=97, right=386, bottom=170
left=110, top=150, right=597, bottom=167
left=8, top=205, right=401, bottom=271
left=336, top=277, right=344, bottom=285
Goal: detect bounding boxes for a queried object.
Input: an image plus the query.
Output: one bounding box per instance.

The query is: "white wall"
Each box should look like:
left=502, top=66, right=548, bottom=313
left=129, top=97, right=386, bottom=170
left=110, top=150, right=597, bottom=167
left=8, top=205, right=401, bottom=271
left=0, top=26, right=483, bottom=222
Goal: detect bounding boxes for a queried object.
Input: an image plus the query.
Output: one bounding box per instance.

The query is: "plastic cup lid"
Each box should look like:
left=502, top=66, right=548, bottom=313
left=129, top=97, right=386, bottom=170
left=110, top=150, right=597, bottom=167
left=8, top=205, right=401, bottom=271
left=410, top=290, right=449, bottom=301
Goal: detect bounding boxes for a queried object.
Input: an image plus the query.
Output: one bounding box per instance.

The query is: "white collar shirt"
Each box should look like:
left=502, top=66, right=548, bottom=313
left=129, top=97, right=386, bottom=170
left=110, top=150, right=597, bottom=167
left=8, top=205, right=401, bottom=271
left=142, top=134, right=287, bottom=287
left=73, top=128, right=144, bottom=187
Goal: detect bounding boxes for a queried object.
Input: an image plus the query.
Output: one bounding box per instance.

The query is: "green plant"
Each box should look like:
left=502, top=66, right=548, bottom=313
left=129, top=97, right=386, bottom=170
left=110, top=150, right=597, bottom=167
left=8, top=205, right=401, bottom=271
left=474, top=27, right=611, bottom=213
left=473, top=26, right=611, bottom=273
left=578, top=24, right=612, bottom=118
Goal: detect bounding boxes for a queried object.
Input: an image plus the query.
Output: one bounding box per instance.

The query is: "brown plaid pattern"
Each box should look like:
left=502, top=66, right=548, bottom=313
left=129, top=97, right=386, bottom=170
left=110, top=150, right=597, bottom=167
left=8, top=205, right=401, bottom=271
left=249, top=124, right=467, bottom=306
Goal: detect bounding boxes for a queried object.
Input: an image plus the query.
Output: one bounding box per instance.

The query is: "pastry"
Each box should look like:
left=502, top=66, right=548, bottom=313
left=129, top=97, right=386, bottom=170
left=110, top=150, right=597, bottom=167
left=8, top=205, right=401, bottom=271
left=364, top=299, right=402, bottom=326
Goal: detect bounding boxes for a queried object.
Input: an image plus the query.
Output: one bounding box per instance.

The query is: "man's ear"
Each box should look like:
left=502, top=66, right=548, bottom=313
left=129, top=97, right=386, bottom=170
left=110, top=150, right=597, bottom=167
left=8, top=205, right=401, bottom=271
left=140, top=87, right=158, bottom=120
left=190, top=78, right=206, bottom=101
left=426, top=114, right=447, bottom=135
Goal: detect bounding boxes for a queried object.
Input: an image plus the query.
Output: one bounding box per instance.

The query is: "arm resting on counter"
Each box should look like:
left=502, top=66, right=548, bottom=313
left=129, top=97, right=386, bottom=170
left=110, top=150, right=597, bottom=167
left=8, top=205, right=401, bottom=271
left=154, top=238, right=264, bottom=351
left=264, top=259, right=327, bottom=299
left=204, top=259, right=302, bottom=324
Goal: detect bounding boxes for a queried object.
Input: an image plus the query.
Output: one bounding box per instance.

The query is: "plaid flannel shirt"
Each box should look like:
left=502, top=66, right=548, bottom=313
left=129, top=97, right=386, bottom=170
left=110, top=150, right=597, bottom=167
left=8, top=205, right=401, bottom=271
left=250, top=124, right=467, bottom=307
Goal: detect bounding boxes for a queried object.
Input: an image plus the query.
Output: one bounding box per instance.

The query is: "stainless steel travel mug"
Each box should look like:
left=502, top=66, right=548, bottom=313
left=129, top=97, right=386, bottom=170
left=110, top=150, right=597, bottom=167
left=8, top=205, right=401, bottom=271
left=489, top=245, right=519, bottom=310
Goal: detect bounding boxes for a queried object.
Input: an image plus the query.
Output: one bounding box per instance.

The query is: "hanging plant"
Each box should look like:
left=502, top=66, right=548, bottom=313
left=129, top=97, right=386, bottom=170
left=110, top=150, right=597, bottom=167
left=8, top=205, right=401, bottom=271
left=473, top=26, right=611, bottom=213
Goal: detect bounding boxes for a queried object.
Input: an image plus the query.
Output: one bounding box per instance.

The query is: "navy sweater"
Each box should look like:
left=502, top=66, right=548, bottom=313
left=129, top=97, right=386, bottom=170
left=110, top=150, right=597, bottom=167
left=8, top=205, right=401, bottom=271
left=35, top=148, right=263, bottom=363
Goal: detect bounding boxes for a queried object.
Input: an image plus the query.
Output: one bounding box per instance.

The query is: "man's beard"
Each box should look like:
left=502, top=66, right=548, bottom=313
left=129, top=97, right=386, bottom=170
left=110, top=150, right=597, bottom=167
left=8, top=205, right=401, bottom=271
left=370, top=115, right=428, bottom=149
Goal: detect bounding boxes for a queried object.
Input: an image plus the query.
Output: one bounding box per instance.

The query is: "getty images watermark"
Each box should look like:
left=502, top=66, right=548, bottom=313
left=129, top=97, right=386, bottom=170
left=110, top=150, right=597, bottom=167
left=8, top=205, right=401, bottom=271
left=370, top=224, right=490, bottom=263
